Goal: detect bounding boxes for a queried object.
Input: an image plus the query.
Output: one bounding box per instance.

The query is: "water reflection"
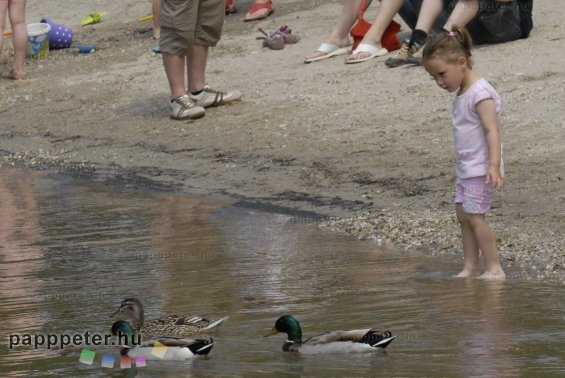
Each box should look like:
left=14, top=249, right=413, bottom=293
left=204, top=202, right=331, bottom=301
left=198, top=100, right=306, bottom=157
left=0, top=170, right=59, bottom=375
left=0, top=169, right=563, bottom=377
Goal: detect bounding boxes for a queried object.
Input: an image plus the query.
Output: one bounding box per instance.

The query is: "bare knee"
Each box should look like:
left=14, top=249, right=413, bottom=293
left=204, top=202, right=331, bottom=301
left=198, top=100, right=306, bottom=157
left=467, top=213, right=487, bottom=229
left=455, top=204, right=470, bottom=226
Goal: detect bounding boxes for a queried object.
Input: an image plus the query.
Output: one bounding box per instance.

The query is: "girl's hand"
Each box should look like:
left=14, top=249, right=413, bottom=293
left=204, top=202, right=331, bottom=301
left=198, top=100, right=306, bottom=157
left=486, top=166, right=504, bottom=191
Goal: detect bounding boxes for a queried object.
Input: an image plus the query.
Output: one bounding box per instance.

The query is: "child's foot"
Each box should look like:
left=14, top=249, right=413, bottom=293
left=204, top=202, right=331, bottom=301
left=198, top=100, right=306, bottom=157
left=455, top=269, right=480, bottom=278
left=479, top=270, right=506, bottom=280
left=6, top=69, right=25, bottom=80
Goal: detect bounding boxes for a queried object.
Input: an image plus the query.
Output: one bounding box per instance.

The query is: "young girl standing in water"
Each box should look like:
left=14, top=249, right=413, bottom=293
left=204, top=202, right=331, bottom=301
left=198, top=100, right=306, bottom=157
left=422, top=26, right=506, bottom=280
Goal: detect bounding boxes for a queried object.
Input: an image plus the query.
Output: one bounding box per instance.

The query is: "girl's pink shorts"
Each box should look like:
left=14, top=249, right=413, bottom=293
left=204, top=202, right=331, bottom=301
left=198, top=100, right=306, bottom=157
left=455, top=176, right=494, bottom=214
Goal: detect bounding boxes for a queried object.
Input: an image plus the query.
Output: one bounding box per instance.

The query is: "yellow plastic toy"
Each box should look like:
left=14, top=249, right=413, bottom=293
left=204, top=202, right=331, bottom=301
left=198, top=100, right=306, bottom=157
left=138, top=14, right=153, bottom=22
left=81, top=12, right=107, bottom=27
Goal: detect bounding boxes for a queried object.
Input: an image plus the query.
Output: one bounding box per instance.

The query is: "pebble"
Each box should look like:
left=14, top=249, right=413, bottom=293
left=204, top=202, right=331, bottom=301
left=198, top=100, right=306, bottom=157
left=321, top=208, right=564, bottom=283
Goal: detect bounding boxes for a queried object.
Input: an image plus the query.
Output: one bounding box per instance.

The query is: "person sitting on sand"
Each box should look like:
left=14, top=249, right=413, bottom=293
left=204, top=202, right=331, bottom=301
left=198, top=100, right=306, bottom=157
left=385, top=0, right=533, bottom=68
left=225, top=0, right=275, bottom=22
left=0, top=0, right=28, bottom=80
left=305, top=0, right=442, bottom=63
left=422, top=25, right=506, bottom=280
left=305, top=0, right=532, bottom=64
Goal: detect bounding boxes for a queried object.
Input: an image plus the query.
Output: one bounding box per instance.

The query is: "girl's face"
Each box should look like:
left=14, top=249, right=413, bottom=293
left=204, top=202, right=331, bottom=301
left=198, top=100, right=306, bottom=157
left=424, top=56, right=467, bottom=93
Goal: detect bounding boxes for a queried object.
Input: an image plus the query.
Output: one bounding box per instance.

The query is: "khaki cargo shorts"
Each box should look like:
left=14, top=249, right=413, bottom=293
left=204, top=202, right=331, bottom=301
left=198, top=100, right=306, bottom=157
left=160, top=0, right=224, bottom=56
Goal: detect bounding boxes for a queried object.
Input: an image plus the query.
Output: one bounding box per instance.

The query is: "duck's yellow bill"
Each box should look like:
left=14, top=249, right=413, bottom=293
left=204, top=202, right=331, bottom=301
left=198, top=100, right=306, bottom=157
left=264, top=328, right=279, bottom=337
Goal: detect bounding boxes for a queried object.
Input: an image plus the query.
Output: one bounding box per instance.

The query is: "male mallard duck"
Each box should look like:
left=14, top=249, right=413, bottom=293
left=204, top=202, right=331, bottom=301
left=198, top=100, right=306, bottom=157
left=265, top=315, right=395, bottom=354
left=110, top=298, right=228, bottom=338
left=111, top=320, right=214, bottom=360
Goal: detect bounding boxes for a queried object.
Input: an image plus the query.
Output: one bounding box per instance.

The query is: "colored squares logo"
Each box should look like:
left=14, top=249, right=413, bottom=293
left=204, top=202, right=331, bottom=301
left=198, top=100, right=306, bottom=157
left=78, top=348, right=147, bottom=368
left=79, top=349, right=96, bottom=365
left=151, top=341, right=167, bottom=359
left=120, top=356, right=132, bottom=369
left=101, top=355, right=114, bottom=368
left=135, top=356, right=147, bottom=367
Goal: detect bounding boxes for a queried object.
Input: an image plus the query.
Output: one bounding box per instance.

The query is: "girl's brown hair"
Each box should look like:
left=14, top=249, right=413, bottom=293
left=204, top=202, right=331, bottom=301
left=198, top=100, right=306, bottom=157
left=422, top=25, right=474, bottom=68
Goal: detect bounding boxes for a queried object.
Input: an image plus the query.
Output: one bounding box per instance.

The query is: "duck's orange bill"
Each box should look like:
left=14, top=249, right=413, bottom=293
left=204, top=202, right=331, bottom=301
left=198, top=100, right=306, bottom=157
left=3, top=30, right=13, bottom=36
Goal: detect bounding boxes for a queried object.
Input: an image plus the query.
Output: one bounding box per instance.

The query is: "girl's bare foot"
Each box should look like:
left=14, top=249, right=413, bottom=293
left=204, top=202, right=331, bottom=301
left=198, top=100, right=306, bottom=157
left=6, top=69, right=25, bottom=80
left=455, top=269, right=480, bottom=278
left=479, top=270, right=506, bottom=280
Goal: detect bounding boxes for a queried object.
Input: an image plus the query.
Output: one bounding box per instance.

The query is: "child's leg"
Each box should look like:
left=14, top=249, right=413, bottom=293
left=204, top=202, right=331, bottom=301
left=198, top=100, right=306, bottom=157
left=187, top=44, right=208, bottom=93
left=455, top=203, right=481, bottom=277
left=0, top=0, right=8, bottom=58
left=8, top=0, right=27, bottom=79
left=466, top=213, right=506, bottom=280
left=152, top=0, right=161, bottom=40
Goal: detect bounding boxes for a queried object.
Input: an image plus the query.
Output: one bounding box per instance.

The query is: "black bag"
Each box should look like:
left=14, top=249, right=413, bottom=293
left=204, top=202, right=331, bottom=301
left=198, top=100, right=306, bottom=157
left=518, top=0, right=533, bottom=38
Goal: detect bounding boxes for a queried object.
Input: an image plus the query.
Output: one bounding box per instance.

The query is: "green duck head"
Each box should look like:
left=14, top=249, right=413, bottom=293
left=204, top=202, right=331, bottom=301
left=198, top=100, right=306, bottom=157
left=111, top=320, right=140, bottom=346
left=265, top=315, right=302, bottom=343
left=109, top=298, right=144, bottom=328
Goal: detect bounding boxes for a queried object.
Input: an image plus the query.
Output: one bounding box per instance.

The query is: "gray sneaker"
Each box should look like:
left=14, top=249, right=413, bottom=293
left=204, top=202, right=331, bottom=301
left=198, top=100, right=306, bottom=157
left=190, top=86, right=242, bottom=108
left=385, top=41, right=423, bottom=68
left=170, top=95, right=206, bottom=120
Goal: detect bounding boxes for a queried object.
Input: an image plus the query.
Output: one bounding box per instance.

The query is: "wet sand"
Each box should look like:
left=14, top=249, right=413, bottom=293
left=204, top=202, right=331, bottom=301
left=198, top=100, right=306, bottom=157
left=0, top=0, right=563, bottom=280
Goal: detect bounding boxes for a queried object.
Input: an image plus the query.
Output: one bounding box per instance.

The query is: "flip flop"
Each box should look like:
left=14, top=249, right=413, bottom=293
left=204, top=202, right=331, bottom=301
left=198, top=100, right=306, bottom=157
left=244, top=1, right=274, bottom=22
left=304, top=43, right=351, bottom=63
left=345, top=43, right=388, bottom=64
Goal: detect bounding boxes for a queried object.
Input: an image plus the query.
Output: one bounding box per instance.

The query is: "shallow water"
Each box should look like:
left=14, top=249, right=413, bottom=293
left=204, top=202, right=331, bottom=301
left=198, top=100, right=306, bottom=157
left=0, top=169, right=563, bottom=377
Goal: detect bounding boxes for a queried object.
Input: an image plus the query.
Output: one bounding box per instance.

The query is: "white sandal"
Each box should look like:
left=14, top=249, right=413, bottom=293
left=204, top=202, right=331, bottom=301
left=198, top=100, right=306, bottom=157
left=304, top=43, right=352, bottom=63
left=345, top=43, right=388, bottom=64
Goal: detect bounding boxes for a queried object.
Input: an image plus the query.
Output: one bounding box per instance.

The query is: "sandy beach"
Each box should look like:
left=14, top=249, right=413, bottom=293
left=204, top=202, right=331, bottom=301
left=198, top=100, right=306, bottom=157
left=1, top=0, right=563, bottom=281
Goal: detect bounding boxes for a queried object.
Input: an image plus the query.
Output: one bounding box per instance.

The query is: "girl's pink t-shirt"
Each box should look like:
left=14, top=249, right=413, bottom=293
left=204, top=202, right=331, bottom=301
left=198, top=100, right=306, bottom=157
left=452, top=78, right=504, bottom=179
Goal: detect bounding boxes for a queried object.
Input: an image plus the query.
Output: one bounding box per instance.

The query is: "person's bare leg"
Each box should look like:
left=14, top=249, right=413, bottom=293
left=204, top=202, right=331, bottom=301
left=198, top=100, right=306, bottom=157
left=443, top=0, right=479, bottom=31
left=345, top=0, right=405, bottom=61
left=152, top=0, right=161, bottom=40
left=413, top=0, right=444, bottom=33
left=162, top=52, right=186, bottom=100
left=187, top=44, right=207, bottom=93
left=0, top=0, right=8, bottom=60
left=8, top=0, right=27, bottom=80
left=455, top=204, right=481, bottom=278
left=304, top=0, right=357, bottom=60
left=467, top=213, right=506, bottom=280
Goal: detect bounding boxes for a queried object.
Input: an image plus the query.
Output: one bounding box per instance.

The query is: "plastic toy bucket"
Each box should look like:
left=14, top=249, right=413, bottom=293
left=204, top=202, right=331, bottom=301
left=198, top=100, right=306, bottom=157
left=40, top=17, right=74, bottom=49
left=26, top=23, right=51, bottom=59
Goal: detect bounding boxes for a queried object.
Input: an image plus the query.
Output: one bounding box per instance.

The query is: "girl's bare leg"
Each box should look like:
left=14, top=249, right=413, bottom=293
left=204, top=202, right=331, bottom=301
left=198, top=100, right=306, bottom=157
left=8, top=0, right=27, bottom=80
left=455, top=204, right=481, bottom=277
left=152, top=0, right=161, bottom=40
left=467, top=213, right=506, bottom=280
left=0, top=0, right=8, bottom=59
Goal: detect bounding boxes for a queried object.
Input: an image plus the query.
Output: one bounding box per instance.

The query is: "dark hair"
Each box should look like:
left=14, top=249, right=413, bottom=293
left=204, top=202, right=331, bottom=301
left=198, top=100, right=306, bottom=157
left=422, top=25, right=474, bottom=68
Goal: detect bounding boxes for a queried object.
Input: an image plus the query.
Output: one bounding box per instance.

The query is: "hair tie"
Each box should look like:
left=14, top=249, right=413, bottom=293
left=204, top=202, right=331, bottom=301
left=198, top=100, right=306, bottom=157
left=448, top=31, right=456, bottom=37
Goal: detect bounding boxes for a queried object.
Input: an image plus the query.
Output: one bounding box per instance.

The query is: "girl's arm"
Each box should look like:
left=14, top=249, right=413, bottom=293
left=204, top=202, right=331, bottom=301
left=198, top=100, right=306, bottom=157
left=476, top=98, right=504, bottom=190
